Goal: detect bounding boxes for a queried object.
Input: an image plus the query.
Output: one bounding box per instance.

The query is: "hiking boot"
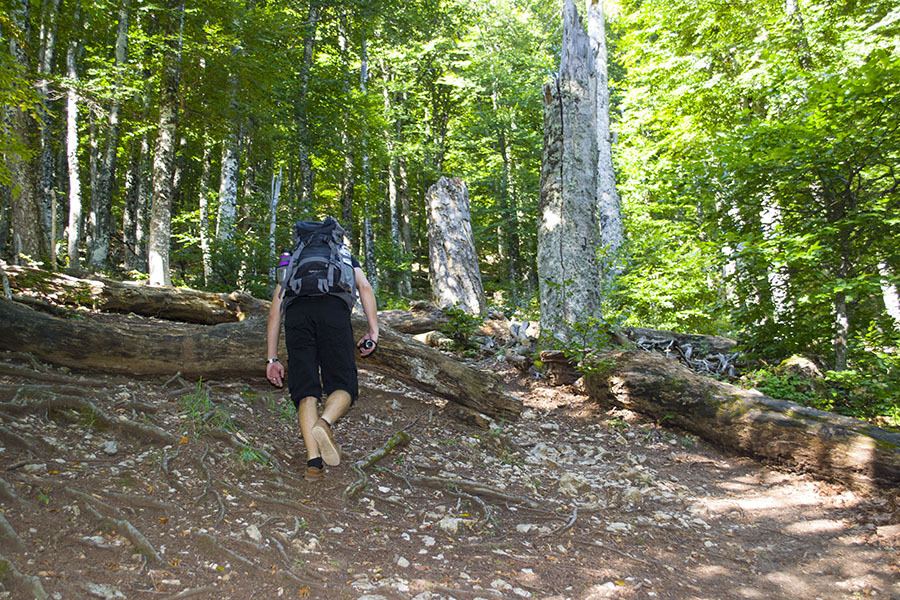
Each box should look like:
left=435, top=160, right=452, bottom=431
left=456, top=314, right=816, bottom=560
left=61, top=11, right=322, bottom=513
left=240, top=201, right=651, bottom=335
left=312, top=419, right=341, bottom=466
left=304, top=465, right=324, bottom=481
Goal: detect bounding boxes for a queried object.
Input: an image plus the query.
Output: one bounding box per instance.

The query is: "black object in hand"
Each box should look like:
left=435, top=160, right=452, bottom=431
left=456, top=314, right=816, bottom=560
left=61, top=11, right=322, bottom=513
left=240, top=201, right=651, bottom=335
left=359, top=339, right=375, bottom=351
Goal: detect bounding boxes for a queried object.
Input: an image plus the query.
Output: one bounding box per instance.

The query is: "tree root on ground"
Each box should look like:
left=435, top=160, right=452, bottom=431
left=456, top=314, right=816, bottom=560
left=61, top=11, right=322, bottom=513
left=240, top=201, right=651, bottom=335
left=1, top=391, right=177, bottom=445
left=80, top=501, right=164, bottom=565
left=0, top=425, right=42, bottom=455
left=193, top=531, right=267, bottom=573
left=380, top=468, right=540, bottom=509
left=344, top=430, right=412, bottom=499
left=162, top=586, right=219, bottom=600
left=0, top=552, right=48, bottom=599
left=0, top=512, right=25, bottom=552
left=0, top=476, right=33, bottom=508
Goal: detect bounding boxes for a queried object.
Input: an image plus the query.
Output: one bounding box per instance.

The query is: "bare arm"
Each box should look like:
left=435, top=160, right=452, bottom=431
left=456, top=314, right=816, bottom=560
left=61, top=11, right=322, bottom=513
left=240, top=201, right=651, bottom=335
left=265, top=284, right=285, bottom=386
left=355, top=267, right=379, bottom=356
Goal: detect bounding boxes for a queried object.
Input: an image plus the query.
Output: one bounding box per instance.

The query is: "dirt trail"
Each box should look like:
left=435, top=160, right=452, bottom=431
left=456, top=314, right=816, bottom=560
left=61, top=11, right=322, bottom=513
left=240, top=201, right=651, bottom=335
left=0, top=351, right=897, bottom=600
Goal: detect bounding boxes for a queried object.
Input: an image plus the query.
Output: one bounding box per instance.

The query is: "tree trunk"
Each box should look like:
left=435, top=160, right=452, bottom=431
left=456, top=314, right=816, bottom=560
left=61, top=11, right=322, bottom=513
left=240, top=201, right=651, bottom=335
left=338, top=20, right=355, bottom=247
left=216, top=129, right=240, bottom=243
left=199, top=136, right=213, bottom=285
left=878, top=261, right=900, bottom=332
left=267, top=167, right=282, bottom=285
left=147, top=0, right=184, bottom=286
left=586, top=0, right=624, bottom=280
left=398, top=155, right=413, bottom=295
left=538, top=0, right=603, bottom=343
left=426, top=177, right=486, bottom=316
left=8, top=0, right=47, bottom=264
left=296, top=3, right=318, bottom=214
left=583, top=350, right=900, bottom=493
left=360, top=38, right=377, bottom=294
left=0, top=297, right=522, bottom=424
left=65, top=8, right=84, bottom=270
left=122, top=138, right=140, bottom=268
left=90, top=0, right=130, bottom=269
left=38, top=0, right=61, bottom=260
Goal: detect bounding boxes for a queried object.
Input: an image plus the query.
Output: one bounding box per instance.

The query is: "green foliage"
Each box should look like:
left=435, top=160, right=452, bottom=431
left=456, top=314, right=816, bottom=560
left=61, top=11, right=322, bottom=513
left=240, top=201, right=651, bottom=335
left=177, top=381, right=237, bottom=438
left=266, top=395, right=297, bottom=423
left=441, top=304, right=483, bottom=351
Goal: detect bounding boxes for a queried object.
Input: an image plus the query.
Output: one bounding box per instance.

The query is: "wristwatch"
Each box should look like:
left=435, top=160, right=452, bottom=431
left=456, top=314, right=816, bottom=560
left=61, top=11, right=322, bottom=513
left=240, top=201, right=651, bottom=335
left=266, top=358, right=280, bottom=364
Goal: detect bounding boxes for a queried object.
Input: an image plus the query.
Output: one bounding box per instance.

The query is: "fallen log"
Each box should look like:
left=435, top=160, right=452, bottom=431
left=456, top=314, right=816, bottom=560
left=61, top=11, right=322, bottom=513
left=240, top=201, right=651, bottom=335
left=3, top=263, right=265, bottom=324
left=0, top=298, right=521, bottom=423
left=583, top=350, right=900, bottom=493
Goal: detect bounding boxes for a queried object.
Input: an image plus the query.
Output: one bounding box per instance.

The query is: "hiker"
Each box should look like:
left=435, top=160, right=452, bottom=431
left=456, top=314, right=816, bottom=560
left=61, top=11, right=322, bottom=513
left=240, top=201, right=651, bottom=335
left=265, top=217, right=379, bottom=481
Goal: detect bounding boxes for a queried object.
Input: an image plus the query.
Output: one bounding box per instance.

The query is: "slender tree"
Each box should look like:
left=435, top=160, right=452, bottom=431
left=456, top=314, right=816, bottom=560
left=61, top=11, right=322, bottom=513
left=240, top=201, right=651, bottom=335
left=147, top=0, right=184, bottom=286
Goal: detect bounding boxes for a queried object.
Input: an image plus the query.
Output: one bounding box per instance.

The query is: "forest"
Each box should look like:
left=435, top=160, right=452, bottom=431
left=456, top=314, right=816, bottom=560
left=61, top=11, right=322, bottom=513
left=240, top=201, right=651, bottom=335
left=2, top=0, right=899, bottom=425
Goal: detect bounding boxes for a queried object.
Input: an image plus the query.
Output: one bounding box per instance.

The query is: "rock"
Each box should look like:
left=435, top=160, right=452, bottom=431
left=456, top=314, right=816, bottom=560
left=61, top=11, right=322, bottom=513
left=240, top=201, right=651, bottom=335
left=102, top=441, right=118, bottom=455
left=397, top=556, right=410, bottom=568
left=438, top=516, right=462, bottom=535
left=558, top=472, right=590, bottom=496
left=81, top=583, right=126, bottom=599
left=245, top=524, right=261, bottom=543
left=775, top=355, right=824, bottom=380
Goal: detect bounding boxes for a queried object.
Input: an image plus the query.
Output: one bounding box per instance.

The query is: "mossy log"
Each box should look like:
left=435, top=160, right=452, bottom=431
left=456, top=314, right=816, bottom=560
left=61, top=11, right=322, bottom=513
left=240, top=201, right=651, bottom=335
left=0, top=297, right=521, bottom=423
left=584, top=350, right=900, bottom=493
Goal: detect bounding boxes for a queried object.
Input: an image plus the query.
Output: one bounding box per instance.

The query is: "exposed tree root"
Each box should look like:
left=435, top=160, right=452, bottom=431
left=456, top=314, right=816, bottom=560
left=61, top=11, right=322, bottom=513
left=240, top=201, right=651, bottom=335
left=0, top=425, right=41, bottom=455
left=2, top=391, right=177, bottom=445
left=81, top=502, right=164, bottom=565
left=162, top=586, right=219, bottom=600
left=103, top=490, right=177, bottom=512
left=344, top=430, right=412, bottom=499
left=0, top=513, right=25, bottom=552
left=193, top=531, right=267, bottom=572
left=0, top=552, right=49, bottom=599
left=225, top=484, right=328, bottom=525
left=381, top=469, right=540, bottom=509
left=0, top=477, right=31, bottom=510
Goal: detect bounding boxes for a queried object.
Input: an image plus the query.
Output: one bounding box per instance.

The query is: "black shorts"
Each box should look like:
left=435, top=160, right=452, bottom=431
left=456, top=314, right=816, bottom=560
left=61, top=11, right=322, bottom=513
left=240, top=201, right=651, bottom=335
left=284, top=295, right=358, bottom=408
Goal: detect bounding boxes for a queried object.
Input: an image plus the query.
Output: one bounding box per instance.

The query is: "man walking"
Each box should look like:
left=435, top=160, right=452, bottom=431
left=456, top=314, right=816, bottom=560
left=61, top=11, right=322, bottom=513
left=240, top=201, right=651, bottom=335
left=265, top=217, right=379, bottom=481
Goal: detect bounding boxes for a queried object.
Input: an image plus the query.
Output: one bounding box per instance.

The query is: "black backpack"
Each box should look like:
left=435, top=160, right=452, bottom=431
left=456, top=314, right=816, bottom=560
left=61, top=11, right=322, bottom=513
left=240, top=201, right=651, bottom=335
left=277, top=217, right=357, bottom=309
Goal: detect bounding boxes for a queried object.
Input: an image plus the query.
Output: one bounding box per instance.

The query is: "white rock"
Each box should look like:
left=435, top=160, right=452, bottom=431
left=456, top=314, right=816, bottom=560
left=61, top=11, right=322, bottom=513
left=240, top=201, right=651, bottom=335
left=102, top=441, right=118, bottom=455
left=422, top=535, right=435, bottom=547
left=491, top=578, right=513, bottom=590
left=23, top=463, right=47, bottom=473
left=606, top=522, right=630, bottom=533
left=391, top=399, right=403, bottom=410
left=82, top=583, right=126, bottom=599
left=245, top=525, right=262, bottom=542
left=515, top=524, right=535, bottom=533
left=397, top=556, right=410, bottom=568
left=438, top=516, right=462, bottom=535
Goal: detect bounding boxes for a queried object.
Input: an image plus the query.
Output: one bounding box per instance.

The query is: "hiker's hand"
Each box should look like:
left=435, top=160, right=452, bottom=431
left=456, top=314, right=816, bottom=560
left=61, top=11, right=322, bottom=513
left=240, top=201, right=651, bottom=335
left=266, top=360, right=284, bottom=387
left=357, top=332, right=378, bottom=357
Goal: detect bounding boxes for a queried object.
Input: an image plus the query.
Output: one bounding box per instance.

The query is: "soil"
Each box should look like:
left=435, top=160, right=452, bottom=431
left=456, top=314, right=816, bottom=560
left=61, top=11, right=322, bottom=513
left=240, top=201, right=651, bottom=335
left=0, top=348, right=898, bottom=600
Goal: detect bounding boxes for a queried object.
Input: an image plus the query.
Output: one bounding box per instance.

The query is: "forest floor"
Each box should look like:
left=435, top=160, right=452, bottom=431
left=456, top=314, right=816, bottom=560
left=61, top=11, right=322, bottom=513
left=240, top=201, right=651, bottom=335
left=0, top=336, right=898, bottom=600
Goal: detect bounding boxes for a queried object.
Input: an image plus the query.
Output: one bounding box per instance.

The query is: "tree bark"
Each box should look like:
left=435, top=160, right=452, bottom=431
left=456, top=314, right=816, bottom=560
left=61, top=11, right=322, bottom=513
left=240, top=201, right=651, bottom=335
left=586, top=0, right=623, bottom=279
left=878, top=261, right=900, bottom=332
left=147, top=0, right=184, bottom=286
left=38, top=0, right=62, bottom=260
left=216, top=129, right=240, bottom=243
left=198, top=136, right=213, bottom=285
left=538, top=0, right=603, bottom=343
left=8, top=0, right=47, bottom=264
left=0, top=298, right=522, bottom=424
left=584, top=350, right=900, bottom=493
left=296, top=3, right=318, bottom=214
left=65, top=7, right=84, bottom=270
left=90, top=0, right=130, bottom=269
left=426, top=177, right=487, bottom=316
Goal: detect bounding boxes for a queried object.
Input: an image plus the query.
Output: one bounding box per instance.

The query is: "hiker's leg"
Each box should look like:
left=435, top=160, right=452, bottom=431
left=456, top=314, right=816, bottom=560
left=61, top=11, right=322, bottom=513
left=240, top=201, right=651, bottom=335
left=297, top=396, right=320, bottom=459
left=321, top=389, right=352, bottom=426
